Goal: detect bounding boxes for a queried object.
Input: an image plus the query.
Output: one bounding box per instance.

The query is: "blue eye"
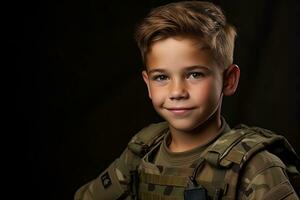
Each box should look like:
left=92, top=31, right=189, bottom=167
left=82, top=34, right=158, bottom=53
left=152, top=75, right=168, bottom=81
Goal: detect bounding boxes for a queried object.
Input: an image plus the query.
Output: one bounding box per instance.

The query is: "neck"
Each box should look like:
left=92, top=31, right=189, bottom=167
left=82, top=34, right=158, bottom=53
left=168, top=109, right=222, bottom=153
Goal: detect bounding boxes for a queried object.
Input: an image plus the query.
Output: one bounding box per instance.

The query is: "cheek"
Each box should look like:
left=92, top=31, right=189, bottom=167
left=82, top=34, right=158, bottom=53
left=149, top=85, right=166, bottom=105
left=193, top=80, right=221, bottom=104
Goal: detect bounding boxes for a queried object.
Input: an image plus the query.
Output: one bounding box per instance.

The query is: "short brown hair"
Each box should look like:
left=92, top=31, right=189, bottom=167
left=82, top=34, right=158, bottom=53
left=134, top=1, right=236, bottom=68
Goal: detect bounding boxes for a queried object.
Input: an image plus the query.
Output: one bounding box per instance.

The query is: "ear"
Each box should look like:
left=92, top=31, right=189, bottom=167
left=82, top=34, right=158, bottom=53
left=142, top=70, right=152, bottom=99
left=223, top=64, right=240, bottom=96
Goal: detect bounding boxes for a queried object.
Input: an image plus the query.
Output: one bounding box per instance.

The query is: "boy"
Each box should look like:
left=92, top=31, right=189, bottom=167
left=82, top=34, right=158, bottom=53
left=75, top=1, right=299, bottom=199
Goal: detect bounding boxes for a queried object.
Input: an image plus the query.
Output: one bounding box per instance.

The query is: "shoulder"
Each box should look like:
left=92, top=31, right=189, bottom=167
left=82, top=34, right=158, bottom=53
left=127, top=122, right=168, bottom=155
left=242, top=150, right=286, bottom=175
left=238, top=150, right=298, bottom=200
left=74, top=122, right=169, bottom=200
left=115, top=121, right=169, bottom=170
left=130, top=121, right=168, bottom=141
left=211, top=125, right=299, bottom=199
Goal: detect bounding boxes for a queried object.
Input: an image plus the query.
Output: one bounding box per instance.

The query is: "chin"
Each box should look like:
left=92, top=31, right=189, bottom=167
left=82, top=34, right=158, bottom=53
left=168, top=119, right=201, bottom=132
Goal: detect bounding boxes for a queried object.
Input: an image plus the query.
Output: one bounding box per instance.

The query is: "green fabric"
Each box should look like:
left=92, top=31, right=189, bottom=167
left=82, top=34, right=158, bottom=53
left=137, top=122, right=300, bottom=200
left=140, top=172, right=188, bottom=187
left=74, top=120, right=300, bottom=200
left=154, top=117, right=231, bottom=168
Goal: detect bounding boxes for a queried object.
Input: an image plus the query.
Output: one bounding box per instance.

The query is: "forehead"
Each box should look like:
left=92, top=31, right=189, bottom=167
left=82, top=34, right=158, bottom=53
left=146, top=36, right=217, bottom=71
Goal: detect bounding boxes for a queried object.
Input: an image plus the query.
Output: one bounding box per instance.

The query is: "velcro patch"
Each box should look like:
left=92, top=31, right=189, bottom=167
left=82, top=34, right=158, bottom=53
left=101, top=172, right=112, bottom=188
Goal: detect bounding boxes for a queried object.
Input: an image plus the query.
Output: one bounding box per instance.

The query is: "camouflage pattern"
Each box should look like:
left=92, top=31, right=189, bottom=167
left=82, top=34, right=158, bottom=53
left=237, top=150, right=298, bottom=199
left=75, top=122, right=169, bottom=200
left=139, top=154, right=228, bottom=199
left=74, top=122, right=300, bottom=200
left=209, top=125, right=300, bottom=199
left=74, top=159, right=132, bottom=200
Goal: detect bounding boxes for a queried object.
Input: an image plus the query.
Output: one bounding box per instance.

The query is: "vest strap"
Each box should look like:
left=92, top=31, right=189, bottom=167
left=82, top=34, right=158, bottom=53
left=140, top=171, right=188, bottom=187
left=128, top=122, right=168, bottom=157
left=139, top=191, right=182, bottom=200
left=206, top=129, right=248, bottom=167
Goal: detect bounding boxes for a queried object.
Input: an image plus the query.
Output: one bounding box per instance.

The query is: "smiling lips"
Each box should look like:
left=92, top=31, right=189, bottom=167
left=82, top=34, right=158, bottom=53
left=166, top=107, right=194, bottom=115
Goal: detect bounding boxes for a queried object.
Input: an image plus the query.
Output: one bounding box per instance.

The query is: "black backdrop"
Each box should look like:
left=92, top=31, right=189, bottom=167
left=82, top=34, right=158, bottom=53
left=13, top=0, right=299, bottom=199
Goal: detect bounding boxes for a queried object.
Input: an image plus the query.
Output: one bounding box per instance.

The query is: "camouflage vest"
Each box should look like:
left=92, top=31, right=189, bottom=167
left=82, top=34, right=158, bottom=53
left=127, top=122, right=300, bottom=200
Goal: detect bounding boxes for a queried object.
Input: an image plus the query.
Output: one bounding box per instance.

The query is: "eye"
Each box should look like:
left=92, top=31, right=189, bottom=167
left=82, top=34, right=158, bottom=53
left=187, top=72, right=204, bottom=79
left=152, top=74, right=169, bottom=81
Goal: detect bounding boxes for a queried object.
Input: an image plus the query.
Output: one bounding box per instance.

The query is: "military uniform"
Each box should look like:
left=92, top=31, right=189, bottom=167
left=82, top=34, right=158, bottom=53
left=75, top=118, right=300, bottom=199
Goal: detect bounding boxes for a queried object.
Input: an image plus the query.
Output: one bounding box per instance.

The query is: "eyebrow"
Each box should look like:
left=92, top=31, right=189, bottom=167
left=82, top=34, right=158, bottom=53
left=147, top=65, right=210, bottom=74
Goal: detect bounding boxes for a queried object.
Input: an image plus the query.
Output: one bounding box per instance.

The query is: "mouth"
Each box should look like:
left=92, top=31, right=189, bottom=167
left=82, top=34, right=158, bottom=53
left=165, top=107, right=194, bottom=115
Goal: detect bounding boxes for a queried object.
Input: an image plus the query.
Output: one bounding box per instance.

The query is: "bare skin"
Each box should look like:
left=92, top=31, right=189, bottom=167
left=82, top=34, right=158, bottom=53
left=168, top=106, right=222, bottom=152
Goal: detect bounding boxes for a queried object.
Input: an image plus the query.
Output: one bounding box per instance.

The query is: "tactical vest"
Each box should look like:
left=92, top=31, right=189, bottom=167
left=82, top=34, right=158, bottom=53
left=128, top=123, right=299, bottom=200
left=74, top=122, right=300, bottom=200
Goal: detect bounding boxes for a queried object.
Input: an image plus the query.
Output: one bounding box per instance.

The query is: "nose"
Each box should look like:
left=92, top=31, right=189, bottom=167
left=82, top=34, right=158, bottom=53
left=169, top=79, right=189, bottom=100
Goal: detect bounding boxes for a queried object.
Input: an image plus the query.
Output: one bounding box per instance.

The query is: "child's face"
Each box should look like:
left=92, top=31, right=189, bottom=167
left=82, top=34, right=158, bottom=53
left=142, top=36, right=224, bottom=132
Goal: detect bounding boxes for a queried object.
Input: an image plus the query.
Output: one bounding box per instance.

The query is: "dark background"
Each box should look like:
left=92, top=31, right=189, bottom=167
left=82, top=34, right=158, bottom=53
left=12, top=0, right=299, bottom=199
